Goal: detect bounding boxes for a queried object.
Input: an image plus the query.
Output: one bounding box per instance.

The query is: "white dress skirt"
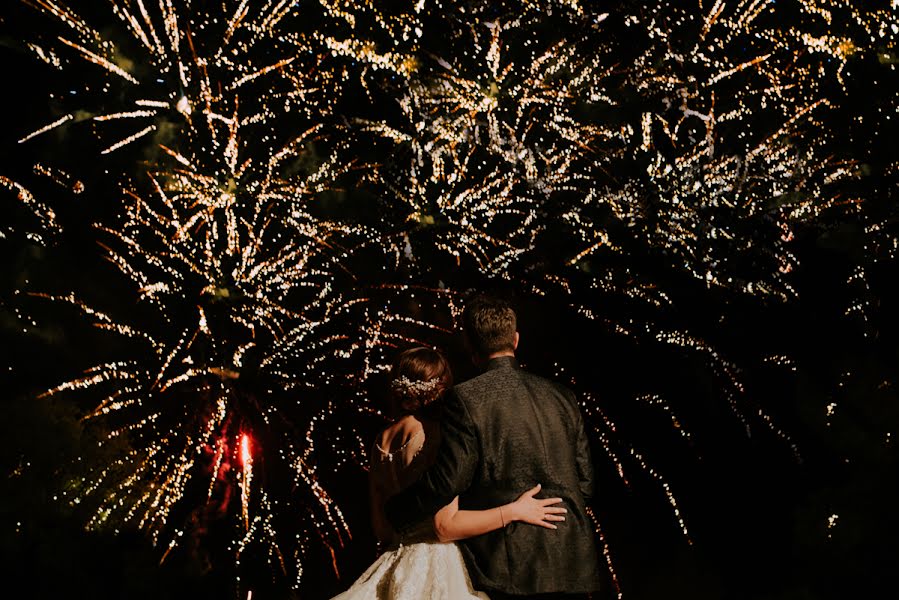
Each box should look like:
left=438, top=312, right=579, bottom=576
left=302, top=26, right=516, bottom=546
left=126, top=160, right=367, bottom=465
left=332, top=539, right=489, bottom=600
left=332, top=420, right=490, bottom=600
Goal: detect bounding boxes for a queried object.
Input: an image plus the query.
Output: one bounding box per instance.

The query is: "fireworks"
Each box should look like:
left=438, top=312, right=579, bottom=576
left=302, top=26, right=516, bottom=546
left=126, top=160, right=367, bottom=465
left=25, top=114, right=377, bottom=583
left=3, top=0, right=897, bottom=594
left=363, top=17, right=619, bottom=275
left=16, top=0, right=341, bottom=166
left=1, top=176, right=61, bottom=245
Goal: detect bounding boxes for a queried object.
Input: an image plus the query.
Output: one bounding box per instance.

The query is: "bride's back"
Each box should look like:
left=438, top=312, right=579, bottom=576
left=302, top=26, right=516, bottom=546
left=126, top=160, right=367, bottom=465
left=370, top=415, right=441, bottom=499
left=369, top=346, right=452, bottom=544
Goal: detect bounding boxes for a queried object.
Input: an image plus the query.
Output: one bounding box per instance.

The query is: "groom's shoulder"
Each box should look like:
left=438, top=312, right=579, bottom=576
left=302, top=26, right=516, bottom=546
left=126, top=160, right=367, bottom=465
left=520, top=369, right=577, bottom=401
left=454, top=367, right=575, bottom=402
left=451, top=369, right=506, bottom=404
left=453, top=370, right=500, bottom=395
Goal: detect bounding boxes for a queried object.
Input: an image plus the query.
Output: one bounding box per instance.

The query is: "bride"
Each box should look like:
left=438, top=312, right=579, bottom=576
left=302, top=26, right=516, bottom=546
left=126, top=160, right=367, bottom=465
left=333, top=347, right=567, bottom=599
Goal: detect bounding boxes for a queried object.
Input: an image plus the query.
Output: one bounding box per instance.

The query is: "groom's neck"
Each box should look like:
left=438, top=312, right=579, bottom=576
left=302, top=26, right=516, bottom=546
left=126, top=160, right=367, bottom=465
left=475, top=350, right=515, bottom=369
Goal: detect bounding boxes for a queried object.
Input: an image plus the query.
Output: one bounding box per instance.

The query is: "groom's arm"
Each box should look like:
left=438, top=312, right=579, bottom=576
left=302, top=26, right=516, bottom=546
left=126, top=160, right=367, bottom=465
left=385, top=389, right=478, bottom=532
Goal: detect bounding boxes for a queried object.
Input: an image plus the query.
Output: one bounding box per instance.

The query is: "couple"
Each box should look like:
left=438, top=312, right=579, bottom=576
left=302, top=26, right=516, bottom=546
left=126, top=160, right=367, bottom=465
left=335, top=294, right=601, bottom=599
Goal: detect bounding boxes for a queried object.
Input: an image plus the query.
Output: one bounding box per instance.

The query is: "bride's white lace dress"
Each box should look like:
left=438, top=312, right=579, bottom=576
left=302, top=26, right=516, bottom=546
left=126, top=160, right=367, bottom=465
left=332, top=421, right=489, bottom=600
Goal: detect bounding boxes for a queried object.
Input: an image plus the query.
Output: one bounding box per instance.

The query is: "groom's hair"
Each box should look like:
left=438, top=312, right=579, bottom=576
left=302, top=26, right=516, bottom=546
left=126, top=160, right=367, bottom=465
left=462, top=293, right=517, bottom=358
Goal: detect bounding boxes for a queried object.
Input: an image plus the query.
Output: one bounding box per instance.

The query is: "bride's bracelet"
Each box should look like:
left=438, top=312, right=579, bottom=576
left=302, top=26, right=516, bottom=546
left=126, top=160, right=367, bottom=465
left=499, top=506, right=506, bottom=527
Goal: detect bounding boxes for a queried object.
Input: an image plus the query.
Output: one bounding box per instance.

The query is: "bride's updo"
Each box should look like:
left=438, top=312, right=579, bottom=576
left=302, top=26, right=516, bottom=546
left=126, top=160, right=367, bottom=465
left=388, top=347, right=453, bottom=416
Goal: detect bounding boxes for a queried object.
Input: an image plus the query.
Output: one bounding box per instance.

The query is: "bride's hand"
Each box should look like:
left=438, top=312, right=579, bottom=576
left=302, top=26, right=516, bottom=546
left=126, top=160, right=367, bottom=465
left=507, top=484, right=566, bottom=529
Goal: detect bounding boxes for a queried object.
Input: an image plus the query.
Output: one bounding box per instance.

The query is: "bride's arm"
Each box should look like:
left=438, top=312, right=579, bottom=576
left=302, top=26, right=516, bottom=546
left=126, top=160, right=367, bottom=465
left=433, top=484, right=566, bottom=543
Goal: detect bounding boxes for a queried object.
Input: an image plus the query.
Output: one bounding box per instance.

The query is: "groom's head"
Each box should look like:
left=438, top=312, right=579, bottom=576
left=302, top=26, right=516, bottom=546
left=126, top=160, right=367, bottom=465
left=462, top=293, right=519, bottom=362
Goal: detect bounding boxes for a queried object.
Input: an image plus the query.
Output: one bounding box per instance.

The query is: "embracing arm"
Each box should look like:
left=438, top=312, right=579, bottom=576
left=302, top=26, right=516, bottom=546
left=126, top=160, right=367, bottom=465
left=385, top=389, right=478, bottom=532
left=433, top=484, right=566, bottom=543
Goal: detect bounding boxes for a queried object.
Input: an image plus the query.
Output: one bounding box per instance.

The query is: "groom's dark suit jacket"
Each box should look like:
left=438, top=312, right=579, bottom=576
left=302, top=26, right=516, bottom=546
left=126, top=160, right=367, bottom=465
left=385, top=356, right=601, bottom=595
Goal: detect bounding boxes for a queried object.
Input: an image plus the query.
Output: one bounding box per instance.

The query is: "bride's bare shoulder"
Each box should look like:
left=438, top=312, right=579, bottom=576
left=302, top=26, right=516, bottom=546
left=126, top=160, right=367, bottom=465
left=376, top=415, right=424, bottom=451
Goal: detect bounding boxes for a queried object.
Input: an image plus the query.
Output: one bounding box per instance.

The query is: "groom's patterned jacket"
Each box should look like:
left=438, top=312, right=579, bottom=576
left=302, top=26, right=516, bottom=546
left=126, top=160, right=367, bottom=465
left=386, top=355, right=602, bottom=595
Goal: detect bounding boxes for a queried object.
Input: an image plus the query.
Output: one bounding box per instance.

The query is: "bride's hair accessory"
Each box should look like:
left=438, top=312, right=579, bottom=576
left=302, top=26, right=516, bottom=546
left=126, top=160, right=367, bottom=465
left=388, top=347, right=452, bottom=415
left=390, top=375, right=441, bottom=395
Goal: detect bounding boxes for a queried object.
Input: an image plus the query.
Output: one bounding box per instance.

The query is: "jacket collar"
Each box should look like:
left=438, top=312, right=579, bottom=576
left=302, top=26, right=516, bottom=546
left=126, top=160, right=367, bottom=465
left=484, top=355, right=519, bottom=371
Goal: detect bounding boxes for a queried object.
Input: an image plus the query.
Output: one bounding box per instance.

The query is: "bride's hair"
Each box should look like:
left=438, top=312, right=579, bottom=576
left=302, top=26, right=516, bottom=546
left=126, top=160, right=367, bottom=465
left=388, top=347, right=453, bottom=416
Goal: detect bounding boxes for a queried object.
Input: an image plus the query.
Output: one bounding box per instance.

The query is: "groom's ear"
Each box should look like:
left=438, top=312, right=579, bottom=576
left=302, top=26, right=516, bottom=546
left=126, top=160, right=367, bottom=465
left=513, top=331, right=520, bottom=350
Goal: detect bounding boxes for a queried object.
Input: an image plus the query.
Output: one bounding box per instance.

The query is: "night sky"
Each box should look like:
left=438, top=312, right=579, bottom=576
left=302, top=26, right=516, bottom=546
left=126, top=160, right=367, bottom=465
left=1, top=2, right=897, bottom=599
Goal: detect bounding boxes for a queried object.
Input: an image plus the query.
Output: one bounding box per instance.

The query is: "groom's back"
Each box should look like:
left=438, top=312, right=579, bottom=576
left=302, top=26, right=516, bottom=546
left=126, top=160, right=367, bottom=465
left=452, top=356, right=601, bottom=595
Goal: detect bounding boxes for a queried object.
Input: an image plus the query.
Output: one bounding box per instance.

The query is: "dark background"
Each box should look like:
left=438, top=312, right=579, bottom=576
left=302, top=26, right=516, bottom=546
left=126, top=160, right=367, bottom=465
left=1, top=2, right=897, bottom=599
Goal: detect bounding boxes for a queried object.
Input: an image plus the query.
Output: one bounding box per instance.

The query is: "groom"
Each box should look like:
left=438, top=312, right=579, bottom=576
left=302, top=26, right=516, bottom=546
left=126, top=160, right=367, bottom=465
left=386, top=293, right=601, bottom=598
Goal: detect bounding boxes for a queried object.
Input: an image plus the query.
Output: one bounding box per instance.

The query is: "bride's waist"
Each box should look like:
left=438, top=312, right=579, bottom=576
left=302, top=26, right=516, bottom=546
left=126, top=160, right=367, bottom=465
left=395, top=518, right=438, bottom=546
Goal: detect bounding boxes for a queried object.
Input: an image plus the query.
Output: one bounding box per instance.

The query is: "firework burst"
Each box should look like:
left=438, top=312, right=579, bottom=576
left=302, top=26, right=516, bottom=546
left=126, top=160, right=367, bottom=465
left=16, top=0, right=333, bottom=160
left=27, top=114, right=380, bottom=585
left=3, top=0, right=897, bottom=595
